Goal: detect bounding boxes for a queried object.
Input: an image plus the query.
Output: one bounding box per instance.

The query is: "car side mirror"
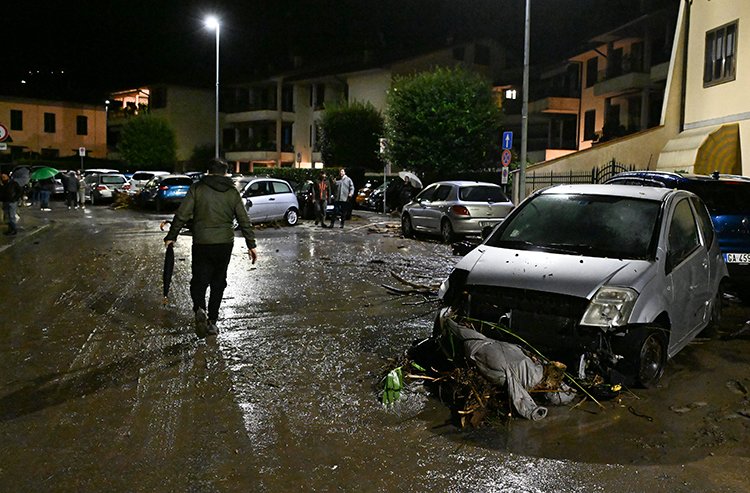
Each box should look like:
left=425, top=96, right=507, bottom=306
left=245, top=200, right=253, bottom=208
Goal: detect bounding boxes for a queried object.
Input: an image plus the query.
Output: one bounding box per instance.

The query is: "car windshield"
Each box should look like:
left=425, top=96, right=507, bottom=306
left=459, top=185, right=507, bottom=202
left=486, top=193, right=661, bottom=260
left=680, top=181, right=750, bottom=215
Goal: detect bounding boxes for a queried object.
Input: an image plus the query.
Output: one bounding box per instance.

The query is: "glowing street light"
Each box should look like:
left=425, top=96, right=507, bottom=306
left=204, top=15, right=220, bottom=158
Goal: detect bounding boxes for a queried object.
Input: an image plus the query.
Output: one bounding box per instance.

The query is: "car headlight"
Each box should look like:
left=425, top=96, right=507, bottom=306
left=580, top=287, right=638, bottom=328
left=438, top=268, right=469, bottom=303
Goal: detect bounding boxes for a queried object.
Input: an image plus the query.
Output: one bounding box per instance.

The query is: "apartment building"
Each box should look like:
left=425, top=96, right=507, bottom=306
left=0, top=96, right=106, bottom=160
left=222, top=40, right=505, bottom=172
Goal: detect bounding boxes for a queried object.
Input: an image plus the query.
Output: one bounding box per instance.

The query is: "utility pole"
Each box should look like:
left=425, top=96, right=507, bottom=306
left=520, top=0, right=530, bottom=201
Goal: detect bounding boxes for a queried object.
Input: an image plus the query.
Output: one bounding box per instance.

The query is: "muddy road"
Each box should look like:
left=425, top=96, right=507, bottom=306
left=0, top=205, right=749, bottom=492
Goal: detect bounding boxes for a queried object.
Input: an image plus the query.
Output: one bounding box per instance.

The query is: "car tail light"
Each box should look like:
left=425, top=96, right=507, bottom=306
left=159, top=185, right=169, bottom=191
left=451, top=205, right=470, bottom=216
left=96, top=185, right=107, bottom=191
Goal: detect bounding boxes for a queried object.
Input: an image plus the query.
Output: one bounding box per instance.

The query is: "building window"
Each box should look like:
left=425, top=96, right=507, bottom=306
left=281, top=123, right=293, bottom=152
left=583, top=110, right=596, bottom=141
left=44, top=113, right=56, bottom=133
left=314, top=84, right=325, bottom=110
left=10, top=110, right=23, bottom=130
left=586, top=57, right=598, bottom=88
left=281, top=85, right=294, bottom=112
left=704, top=21, right=738, bottom=86
left=41, top=148, right=59, bottom=158
left=76, top=115, right=88, bottom=135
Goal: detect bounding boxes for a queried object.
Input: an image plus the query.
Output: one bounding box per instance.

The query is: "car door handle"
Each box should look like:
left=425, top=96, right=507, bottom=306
left=268, top=197, right=275, bottom=201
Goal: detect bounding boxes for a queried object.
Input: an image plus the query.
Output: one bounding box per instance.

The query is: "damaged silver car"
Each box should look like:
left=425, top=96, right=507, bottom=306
left=437, top=184, right=727, bottom=387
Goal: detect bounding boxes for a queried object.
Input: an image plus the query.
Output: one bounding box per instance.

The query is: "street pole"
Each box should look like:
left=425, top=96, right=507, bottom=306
left=519, top=0, right=530, bottom=201
left=205, top=16, right=221, bottom=159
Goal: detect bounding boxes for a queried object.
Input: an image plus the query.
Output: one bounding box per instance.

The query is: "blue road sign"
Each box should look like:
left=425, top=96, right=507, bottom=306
left=502, top=131, right=513, bottom=150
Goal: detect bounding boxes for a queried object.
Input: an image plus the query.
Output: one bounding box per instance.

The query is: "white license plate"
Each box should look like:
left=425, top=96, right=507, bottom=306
left=725, top=253, right=750, bottom=264
left=479, top=221, right=498, bottom=228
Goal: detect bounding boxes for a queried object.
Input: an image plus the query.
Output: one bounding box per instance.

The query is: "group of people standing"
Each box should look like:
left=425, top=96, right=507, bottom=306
left=312, top=167, right=354, bottom=229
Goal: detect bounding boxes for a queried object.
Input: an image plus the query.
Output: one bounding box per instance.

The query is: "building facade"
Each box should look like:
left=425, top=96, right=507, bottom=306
left=0, top=96, right=107, bottom=160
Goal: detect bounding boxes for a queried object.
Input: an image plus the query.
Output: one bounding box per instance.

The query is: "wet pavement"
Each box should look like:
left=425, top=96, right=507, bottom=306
left=1, top=202, right=749, bottom=492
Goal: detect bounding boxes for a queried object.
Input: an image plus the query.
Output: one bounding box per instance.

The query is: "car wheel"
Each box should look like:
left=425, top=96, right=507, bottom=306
left=284, top=208, right=299, bottom=226
left=440, top=219, right=454, bottom=244
left=616, top=326, right=667, bottom=388
left=401, top=214, right=414, bottom=238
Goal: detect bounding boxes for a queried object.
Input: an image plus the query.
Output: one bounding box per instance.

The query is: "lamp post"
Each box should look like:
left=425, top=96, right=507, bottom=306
left=519, top=0, right=530, bottom=201
left=204, top=16, right=220, bottom=159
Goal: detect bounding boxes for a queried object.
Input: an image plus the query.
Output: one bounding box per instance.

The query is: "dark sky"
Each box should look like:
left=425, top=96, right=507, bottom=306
left=4, top=1, right=663, bottom=103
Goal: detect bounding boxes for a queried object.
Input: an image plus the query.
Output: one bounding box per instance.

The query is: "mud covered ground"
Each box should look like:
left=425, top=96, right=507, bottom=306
left=0, top=205, right=748, bottom=492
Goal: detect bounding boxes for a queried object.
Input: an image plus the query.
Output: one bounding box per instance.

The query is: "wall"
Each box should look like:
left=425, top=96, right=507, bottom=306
left=0, top=97, right=107, bottom=158
left=151, top=86, right=215, bottom=162
left=346, top=70, right=391, bottom=112
left=684, top=0, right=750, bottom=174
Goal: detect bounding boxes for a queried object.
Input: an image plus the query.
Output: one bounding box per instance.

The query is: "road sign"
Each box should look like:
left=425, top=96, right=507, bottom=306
left=502, top=131, right=513, bottom=150
left=0, top=124, right=8, bottom=142
left=0, top=143, right=7, bottom=151
left=501, top=149, right=512, bottom=167
left=79, top=147, right=86, bottom=157
left=501, top=166, right=509, bottom=184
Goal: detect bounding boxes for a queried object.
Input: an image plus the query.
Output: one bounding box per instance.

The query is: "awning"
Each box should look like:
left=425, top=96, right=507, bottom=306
left=657, top=123, right=741, bottom=175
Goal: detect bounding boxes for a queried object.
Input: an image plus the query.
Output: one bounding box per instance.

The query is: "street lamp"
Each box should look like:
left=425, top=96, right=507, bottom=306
left=519, top=0, right=530, bottom=201
left=204, top=15, right=220, bottom=159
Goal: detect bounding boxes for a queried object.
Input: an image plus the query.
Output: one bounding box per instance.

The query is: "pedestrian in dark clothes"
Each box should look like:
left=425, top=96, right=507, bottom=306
left=0, top=174, right=22, bottom=235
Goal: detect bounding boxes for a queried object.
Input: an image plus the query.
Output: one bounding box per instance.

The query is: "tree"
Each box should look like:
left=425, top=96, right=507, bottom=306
left=319, top=101, right=385, bottom=171
left=385, top=67, right=502, bottom=177
left=118, top=115, right=177, bottom=171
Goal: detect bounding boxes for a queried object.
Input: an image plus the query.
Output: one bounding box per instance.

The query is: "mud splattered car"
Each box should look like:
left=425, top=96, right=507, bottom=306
left=437, top=184, right=727, bottom=387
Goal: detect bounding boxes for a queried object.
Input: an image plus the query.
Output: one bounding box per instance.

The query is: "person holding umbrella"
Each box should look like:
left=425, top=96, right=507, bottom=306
left=163, top=158, right=257, bottom=337
left=30, top=167, right=59, bottom=211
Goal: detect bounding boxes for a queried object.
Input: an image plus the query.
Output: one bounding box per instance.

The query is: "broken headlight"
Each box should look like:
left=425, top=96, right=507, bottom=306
left=580, top=286, right=637, bottom=328
left=438, top=268, right=470, bottom=304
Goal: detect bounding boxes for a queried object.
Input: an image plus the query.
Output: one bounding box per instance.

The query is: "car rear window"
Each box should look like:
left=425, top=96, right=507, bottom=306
left=459, top=185, right=508, bottom=202
left=132, top=172, right=154, bottom=180
left=101, top=175, right=126, bottom=185
left=680, top=181, right=750, bottom=215
left=163, top=178, right=193, bottom=186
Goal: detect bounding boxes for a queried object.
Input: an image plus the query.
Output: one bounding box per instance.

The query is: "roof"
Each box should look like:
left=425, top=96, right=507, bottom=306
left=539, top=183, right=674, bottom=201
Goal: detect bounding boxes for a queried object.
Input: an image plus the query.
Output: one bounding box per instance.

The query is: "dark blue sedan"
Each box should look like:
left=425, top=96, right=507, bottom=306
left=137, top=174, right=193, bottom=212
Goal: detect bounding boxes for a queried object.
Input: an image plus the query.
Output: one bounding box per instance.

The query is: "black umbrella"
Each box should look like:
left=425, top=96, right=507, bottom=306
left=163, top=243, right=174, bottom=303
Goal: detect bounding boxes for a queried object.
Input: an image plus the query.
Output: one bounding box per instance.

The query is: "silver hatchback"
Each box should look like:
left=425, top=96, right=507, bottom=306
left=401, top=181, right=514, bottom=243
left=437, top=184, right=727, bottom=387
left=239, top=177, right=300, bottom=226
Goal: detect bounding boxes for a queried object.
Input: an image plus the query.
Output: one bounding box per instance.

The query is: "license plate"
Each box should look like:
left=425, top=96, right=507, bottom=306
left=725, top=253, right=750, bottom=264
left=479, top=221, right=498, bottom=228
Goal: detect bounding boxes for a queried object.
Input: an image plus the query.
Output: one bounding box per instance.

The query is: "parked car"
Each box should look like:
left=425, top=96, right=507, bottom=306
left=129, top=171, right=170, bottom=195
left=606, top=171, right=750, bottom=296
left=239, top=177, right=300, bottom=226
left=355, top=179, right=381, bottom=209
left=83, top=168, right=119, bottom=177
left=294, top=179, right=316, bottom=220
left=136, top=174, right=193, bottom=212
left=437, top=184, right=727, bottom=387
left=84, top=173, right=129, bottom=204
left=401, top=181, right=514, bottom=243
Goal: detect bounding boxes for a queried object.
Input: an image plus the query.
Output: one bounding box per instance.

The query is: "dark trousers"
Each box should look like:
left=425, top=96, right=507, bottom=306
left=190, top=243, right=233, bottom=321
left=3, top=202, right=17, bottom=232
left=330, top=200, right=349, bottom=226
left=65, top=191, right=77, bottom=208
left=39, top=190, right=51, bottom=209
left=314, top=199, right=327, bottom=224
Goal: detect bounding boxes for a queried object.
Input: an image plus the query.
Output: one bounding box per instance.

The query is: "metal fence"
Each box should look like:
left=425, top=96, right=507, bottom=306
left=524, top=159, right=636, bottom=195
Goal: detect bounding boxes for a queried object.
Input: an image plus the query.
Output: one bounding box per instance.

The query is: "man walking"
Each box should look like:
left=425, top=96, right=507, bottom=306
left=329, top=168, right=354, bottom=228
left=164, top=158, right=257, bottom=337
left=313, top=172, right=330, bottom=227
left=0, top=174, right=22, bottom=236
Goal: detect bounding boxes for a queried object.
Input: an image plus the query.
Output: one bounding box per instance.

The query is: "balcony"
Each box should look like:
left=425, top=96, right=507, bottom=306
left=593, top=55, right=650, bottom=97
left=528, top=96, right=579, bottom=115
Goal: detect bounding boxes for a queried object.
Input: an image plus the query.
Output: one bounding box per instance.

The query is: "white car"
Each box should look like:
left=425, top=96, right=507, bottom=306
left=239, top=177, right=300, bottom=226
left=84, top=173, right=129, bottom=204
left=129, top=171, right=170, bottom=195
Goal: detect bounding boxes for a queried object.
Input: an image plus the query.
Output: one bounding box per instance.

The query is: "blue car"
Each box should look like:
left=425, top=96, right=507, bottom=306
left=607, top=171, right=750, bottom=297
left=137, top=174, right=193, bottom=212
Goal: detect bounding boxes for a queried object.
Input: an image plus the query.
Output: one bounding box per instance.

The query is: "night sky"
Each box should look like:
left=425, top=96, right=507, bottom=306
left=4, top=0, right=658, bottom=103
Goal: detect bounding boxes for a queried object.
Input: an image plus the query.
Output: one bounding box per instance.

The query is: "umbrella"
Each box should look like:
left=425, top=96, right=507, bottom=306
left=163, top=243, right=174, bottom=303
left=398, top=171, right=423, bottom=189
left=10, top=167, right=30, bottom=186
left=30, top=167, right=60, bottom=181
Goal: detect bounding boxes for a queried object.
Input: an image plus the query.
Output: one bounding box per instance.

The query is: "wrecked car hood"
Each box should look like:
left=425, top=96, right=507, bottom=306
left=456, top=246, right=654, bottom=299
